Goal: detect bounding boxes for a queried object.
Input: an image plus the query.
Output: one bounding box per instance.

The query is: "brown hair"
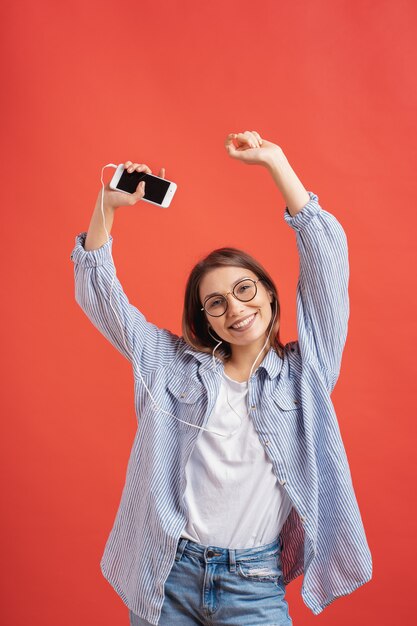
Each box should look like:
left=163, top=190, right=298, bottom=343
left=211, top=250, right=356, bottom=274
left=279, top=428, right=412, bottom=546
left=182, top=247, right=285, bottom=361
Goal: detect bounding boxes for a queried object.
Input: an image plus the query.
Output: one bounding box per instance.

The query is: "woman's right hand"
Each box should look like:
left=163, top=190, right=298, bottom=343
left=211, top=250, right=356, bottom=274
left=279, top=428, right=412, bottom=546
left=101, top=161, right=166, bottom=211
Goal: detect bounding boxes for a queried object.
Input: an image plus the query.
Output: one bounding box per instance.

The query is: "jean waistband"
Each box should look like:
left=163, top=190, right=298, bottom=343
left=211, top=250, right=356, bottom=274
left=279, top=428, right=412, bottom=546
left=176, top=536, right=282, bottom=565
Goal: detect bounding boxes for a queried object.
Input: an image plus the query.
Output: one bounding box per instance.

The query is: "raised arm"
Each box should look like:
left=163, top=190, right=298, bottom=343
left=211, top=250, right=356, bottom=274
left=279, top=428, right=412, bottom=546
left=225, top=132, right=349, bottom=392
left=71, top=161, right=182, bottom=376
left=282, top=191, right=349, bottom=392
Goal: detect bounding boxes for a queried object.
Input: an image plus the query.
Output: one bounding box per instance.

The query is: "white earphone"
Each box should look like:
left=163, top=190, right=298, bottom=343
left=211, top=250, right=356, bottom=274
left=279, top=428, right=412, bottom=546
left=99, top=164, right=277, bottom=438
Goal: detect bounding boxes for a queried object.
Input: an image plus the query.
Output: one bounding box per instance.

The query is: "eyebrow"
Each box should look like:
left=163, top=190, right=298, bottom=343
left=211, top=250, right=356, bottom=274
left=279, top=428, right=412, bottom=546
left=202, top=276, right=253, bottom=301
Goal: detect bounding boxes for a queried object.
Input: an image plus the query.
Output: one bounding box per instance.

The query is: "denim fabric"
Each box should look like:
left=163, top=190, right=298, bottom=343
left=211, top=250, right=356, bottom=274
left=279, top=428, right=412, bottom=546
left=129, top=537, right=292, bottom=626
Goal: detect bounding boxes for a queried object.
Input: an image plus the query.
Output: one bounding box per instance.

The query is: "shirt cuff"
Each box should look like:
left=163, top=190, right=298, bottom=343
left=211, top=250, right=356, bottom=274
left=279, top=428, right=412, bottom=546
left=70, top=232, right=114, bottom=267
left=283, top=191, right=321, bottom=231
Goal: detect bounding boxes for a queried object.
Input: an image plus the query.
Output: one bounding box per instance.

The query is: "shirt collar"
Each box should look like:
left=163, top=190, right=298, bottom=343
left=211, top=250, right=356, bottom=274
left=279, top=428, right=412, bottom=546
left=184, top=345, right=284, bottom=379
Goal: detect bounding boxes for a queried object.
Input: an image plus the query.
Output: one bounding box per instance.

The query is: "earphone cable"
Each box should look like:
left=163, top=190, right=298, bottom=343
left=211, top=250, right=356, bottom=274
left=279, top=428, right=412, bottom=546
left=98, top=164, right=277, bottom=439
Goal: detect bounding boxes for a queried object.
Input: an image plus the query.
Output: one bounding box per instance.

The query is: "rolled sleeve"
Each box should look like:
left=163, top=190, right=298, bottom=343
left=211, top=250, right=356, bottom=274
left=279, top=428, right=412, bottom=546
left=70, top=232, right=113, bottom=267
left=283, top=191, right=322, bottom=231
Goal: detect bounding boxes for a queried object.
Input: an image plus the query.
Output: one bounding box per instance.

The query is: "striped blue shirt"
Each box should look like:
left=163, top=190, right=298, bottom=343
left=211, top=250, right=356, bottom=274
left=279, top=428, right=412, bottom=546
left=71, top=191, right=372, bottom=624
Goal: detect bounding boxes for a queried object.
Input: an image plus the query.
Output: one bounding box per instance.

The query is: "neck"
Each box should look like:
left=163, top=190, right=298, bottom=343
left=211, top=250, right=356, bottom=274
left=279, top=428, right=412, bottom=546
left=226, top=338, right=272, bottom=379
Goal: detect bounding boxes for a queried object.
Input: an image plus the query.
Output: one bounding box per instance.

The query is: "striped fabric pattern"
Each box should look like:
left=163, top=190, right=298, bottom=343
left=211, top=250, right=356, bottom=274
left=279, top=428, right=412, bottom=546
left=71, top=191, right=372, bottom=625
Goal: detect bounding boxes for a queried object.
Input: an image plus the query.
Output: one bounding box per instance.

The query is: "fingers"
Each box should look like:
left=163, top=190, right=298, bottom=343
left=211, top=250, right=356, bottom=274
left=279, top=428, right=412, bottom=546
left=130, top=180, right=146, bottom=203
left=123, top=162, right=165, bottom=178
left=225, top=133, right=238, bottom=143
left=235, top=132, right=256, bottom=148
left=251, top=131, right=262, bottom=146
left=236, top=131, right=262, bottom=148
left=120, top=162, right=150, bottom=203
left=124, top=161, right=152, bottom=175
left=225, top=131, right=263, bottom=155
left=225, top=133, right=236, bottom=156
left=120, top=161, right=166, bottom=205
left=225, top=133, right=237, bottom=148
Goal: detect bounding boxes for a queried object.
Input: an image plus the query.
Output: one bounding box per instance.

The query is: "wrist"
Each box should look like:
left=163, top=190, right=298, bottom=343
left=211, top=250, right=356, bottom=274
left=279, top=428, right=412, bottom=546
left=264, top=147, right=287, bottom=171
left=95, top=191, right=117, bottom=214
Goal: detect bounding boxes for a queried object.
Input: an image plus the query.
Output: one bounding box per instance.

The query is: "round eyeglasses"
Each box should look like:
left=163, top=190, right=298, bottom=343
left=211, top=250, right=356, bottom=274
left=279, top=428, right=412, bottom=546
left=201, top=278, right=260, bottom=317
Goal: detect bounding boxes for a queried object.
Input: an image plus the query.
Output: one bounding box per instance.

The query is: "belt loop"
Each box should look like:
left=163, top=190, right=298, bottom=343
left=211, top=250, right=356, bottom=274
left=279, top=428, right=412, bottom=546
left=175, top=538, right=188, bottom=561
left=229, top=548, right=236, bottom=573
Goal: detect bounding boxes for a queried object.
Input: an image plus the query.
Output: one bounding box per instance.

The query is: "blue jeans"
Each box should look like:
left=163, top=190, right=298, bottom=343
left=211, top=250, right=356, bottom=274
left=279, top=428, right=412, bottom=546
left=129, top=536, right=293, bottom=625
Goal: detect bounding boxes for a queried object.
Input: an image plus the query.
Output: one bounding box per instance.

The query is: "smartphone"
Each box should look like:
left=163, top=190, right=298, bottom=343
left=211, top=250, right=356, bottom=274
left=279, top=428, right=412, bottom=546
left=109, top=164, right=177, bottom=208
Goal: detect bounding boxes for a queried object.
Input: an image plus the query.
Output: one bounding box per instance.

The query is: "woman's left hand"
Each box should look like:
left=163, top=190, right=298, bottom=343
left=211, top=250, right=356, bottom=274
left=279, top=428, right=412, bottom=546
left=225, top=130, right=282, bottom=167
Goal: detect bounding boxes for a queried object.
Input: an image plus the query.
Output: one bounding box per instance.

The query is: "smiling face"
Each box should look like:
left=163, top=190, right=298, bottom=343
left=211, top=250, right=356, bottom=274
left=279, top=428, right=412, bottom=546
left=199, top=265, right=275, bottom=353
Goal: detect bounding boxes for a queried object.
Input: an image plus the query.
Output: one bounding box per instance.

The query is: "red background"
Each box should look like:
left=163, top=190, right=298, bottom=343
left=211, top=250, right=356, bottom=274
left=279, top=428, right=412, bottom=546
left=2, top=1, right=416, bottom=624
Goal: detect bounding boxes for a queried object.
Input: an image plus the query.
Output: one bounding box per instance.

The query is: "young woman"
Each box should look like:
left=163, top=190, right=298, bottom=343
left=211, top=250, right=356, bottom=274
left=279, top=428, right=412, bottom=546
left=71, top=131, right=372, bottom=625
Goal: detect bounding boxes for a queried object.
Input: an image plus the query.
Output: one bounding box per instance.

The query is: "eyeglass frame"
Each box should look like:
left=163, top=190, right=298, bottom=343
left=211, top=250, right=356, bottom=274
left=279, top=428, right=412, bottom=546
left=200, top=278, right=262, bottom=317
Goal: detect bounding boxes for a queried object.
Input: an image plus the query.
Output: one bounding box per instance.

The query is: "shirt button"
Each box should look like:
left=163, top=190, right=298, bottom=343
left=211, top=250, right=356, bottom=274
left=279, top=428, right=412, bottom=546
left=300, top=515, right=307, bottom=523
left=250, top=405, right=256, bottom=410
left=264, top=440, right=270, bottom=446
left=279, top=479, right=287, bottom=486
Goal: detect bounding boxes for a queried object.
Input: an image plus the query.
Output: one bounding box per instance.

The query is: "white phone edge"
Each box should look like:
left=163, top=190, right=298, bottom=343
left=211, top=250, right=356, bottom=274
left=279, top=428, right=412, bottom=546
left=109, top=163, right=176, bottom=208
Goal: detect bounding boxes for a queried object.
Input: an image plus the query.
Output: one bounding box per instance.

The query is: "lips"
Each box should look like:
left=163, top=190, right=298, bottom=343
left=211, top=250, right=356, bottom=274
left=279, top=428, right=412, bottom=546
left=229, top=312, right=257, bottom=331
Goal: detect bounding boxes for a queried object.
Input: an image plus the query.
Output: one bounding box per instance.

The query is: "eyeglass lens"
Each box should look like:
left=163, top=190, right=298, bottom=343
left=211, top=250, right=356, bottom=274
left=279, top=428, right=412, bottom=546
left=204, top=279, right=257, bottom=316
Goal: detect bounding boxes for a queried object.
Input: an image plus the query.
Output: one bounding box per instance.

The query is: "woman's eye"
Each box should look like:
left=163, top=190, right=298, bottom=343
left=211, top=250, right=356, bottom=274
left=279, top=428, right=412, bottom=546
left=237, top=284, right=251, bottom=293
left=208, top=298, right=222, bottom=309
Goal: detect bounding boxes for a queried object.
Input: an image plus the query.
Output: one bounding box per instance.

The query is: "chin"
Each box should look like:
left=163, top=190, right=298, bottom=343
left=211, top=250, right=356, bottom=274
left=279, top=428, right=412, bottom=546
left=229, top=329, right=269, bottom=346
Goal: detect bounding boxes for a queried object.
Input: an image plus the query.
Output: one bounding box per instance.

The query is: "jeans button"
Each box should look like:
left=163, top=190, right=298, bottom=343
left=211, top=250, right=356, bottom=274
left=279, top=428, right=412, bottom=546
left=207, top=550, right=215, bottom=558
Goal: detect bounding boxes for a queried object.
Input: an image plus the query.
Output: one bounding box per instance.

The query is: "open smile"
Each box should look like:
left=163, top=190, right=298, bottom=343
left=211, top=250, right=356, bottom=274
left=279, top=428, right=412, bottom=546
left=228, top=312, right=258, bottom=332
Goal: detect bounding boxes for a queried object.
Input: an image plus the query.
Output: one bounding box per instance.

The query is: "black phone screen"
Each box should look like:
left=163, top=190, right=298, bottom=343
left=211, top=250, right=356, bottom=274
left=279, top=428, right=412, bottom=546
left=116, top=169, right=171, bottom=204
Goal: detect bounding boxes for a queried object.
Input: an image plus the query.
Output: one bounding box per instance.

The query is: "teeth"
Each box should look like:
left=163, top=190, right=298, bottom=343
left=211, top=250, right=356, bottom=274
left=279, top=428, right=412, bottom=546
left=232, top=314, right=255, bottom=329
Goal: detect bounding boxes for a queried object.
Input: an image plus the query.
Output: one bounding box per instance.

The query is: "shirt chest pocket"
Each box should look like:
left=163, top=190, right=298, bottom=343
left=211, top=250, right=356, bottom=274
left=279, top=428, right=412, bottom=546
left=166, top=378, right=203, bottom=404
left=264, top=379, right=304, bottom=438
left=272, top=378, right=300, bottom=412
left=268, top=377, right=304, bottom=440
left=164, top=377, right=207, bottom=430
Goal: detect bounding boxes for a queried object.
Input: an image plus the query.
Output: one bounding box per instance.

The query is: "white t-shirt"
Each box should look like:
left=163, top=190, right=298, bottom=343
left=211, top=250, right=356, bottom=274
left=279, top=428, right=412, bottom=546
left=181, top=372, right=293, bottom=549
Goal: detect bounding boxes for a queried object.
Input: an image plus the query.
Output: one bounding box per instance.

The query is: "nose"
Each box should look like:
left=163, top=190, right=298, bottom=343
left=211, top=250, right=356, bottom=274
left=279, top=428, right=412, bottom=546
left=226, top=292, right=245, bottom=315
